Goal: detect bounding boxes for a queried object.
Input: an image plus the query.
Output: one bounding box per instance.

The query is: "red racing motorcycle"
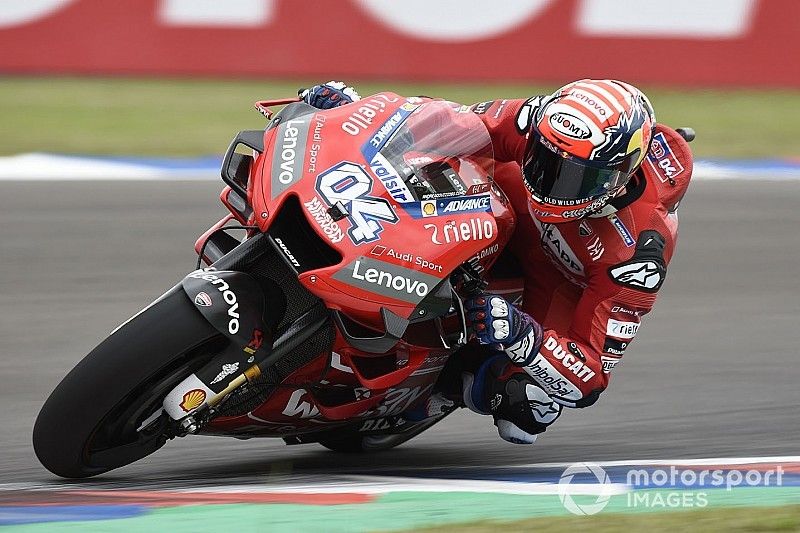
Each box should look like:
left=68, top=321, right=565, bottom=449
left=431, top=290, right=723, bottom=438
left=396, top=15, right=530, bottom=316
left=33, top=94, right=519, bottom=478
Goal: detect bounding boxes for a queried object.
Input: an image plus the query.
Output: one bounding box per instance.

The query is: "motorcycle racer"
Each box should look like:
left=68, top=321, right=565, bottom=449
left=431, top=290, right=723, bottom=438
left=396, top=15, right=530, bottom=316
left=301, top=80, right=693, bottom=445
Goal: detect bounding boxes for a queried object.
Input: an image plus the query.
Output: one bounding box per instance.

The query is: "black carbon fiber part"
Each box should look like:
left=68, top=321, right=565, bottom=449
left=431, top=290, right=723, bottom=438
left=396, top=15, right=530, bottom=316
left=211, top=230, right=334, bottom=418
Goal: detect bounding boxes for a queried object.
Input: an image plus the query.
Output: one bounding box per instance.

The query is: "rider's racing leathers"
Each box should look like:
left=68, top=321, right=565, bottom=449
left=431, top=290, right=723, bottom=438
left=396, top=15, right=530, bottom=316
left=459, top=97, right=693, bottom=442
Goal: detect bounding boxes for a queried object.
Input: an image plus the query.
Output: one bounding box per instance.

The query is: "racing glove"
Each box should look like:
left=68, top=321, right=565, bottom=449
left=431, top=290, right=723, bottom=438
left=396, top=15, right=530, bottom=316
left=465, top=293, right=543, bottom=366
left=299, top=81, right=360, bottom=109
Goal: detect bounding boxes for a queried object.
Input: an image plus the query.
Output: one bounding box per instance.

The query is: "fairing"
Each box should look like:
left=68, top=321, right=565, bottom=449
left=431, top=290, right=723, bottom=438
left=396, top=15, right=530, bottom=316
left=250, top=95, right=515, bottom=329
left=200, top=94, right=519, bottom=437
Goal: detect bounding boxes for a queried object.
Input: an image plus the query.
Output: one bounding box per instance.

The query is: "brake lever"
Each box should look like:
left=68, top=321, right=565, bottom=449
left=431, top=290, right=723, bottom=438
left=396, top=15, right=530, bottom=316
left=449, top=260, right=488, bottom=346
left=450, top=288, right=470, bottom=347
left=458, top=260, right=488, bottom=298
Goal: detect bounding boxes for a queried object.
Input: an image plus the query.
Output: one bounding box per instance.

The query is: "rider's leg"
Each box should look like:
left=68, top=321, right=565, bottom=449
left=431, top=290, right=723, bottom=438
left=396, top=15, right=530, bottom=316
left=463, top=354, right=562, bottom=444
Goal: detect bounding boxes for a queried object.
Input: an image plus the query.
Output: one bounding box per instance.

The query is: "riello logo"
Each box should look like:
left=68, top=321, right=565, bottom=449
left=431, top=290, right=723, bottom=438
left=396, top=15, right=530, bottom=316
left=424, top=217, right=494, bottom=245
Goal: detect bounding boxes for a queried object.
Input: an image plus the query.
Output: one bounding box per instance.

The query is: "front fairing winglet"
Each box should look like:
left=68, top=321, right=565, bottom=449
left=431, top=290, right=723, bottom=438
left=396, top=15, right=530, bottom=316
left=333, top=307, right=410, bottom=355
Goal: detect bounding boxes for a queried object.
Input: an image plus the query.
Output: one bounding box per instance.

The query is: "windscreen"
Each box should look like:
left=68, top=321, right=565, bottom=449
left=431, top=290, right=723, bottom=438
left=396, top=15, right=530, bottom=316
left=374, top=100, right=494, bottom=201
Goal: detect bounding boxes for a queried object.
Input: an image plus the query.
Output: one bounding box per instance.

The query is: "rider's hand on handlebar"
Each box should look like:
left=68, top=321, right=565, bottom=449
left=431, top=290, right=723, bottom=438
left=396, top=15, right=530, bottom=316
left=465, top=294, right=538, bottom=351
left=298, top=81, right=360, bottom=109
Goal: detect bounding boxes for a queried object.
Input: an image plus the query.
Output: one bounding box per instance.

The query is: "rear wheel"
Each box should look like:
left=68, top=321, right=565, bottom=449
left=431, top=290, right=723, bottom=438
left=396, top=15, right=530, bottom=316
left=33, top=285, right=222, bottom=478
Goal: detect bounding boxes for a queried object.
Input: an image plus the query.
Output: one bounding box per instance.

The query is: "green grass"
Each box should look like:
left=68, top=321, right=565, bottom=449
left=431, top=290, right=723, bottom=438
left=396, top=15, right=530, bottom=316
left=1, top=76, right=798, bottom=158
left=401, top=504, right=800, bottom=533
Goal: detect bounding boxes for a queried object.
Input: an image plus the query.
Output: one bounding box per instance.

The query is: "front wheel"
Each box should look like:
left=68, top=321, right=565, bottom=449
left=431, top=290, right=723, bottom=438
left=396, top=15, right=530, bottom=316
left=33, top=285, right=223, bottom=478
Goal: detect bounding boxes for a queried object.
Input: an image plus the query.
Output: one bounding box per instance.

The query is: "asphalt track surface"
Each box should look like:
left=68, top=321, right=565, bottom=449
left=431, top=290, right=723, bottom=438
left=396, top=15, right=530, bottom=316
left=1, top=179, right=798, bottom=488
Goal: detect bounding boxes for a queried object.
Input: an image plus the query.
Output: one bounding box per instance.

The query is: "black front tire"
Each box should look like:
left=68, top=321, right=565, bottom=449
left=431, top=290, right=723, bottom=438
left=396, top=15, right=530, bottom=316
left=33, top=285, right=221, bottom=478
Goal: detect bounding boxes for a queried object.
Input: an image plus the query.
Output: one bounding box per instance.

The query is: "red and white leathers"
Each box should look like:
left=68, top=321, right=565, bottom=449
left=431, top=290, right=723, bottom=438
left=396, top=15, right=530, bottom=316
left=467, top=97, right=693, bottom=428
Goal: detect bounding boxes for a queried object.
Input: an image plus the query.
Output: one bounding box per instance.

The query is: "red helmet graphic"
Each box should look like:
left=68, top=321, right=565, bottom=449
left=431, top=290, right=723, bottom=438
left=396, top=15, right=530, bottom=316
left=523, top=79, right=655, bottom=223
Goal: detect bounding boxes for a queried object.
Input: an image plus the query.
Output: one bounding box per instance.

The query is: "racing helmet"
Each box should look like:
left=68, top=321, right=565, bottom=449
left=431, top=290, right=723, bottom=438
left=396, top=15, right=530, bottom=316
left=523, top=79, right=655, bottom=223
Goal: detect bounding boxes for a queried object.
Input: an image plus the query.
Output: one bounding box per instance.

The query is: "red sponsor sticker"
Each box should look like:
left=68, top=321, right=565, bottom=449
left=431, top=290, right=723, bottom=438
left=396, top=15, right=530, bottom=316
left=645, top=132, right=685, bottom=183
left=467, top=183, right=491, bottom=195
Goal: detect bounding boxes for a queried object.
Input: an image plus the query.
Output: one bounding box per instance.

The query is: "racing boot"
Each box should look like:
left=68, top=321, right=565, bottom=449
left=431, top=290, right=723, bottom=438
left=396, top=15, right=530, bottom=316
left=463, top=354, right=562, bottom=444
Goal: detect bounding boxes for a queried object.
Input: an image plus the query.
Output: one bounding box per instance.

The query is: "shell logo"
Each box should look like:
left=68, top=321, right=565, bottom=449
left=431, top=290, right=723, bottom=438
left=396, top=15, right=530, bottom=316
left=421, top=201, right=438, bottom=217
left=179, top=389, right=207, bottom=412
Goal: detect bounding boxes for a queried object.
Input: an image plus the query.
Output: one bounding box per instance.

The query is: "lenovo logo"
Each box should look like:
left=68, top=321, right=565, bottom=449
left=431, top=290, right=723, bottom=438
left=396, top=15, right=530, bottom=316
left=332, top=256, right=441, bottom=304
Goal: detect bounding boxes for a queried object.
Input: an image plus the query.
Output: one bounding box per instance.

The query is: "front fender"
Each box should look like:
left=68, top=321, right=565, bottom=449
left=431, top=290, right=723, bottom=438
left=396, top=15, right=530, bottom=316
left=181, top=269, right=269, bottom=348
left=162, top=269, right=274, bottom=419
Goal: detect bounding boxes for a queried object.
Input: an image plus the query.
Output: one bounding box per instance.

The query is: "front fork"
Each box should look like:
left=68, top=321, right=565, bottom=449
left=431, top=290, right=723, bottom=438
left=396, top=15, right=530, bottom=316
left=162, top=266, right=330, bottom=427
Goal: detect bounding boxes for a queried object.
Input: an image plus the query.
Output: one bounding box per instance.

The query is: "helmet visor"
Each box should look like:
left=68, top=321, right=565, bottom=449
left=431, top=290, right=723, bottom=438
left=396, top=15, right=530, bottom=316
left=523, top=134, right=638, bottom=204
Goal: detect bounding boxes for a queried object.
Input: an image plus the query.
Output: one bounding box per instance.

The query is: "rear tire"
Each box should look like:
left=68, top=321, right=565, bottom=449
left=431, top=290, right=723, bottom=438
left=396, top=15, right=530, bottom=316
left=33, top=285, right=221, bottom=478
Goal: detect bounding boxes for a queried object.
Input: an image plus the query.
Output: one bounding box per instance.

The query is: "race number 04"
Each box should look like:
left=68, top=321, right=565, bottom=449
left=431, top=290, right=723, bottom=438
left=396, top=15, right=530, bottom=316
left=317, top=162, right=398, bottom=244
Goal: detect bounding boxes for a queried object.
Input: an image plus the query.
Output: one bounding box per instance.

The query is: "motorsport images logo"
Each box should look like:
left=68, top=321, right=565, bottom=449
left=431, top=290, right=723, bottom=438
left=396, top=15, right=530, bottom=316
left=557, top=462, right=615, bottom=515
left=558, top=462, right=787, bottom=515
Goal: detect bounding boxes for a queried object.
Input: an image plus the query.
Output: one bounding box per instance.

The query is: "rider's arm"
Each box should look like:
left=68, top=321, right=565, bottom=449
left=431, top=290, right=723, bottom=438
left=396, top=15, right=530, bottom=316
left=515, top=229, right=674, bottom=408
left=300, top=85, right=537, bottom=165
left=470, top=98, right=544, bottom=163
